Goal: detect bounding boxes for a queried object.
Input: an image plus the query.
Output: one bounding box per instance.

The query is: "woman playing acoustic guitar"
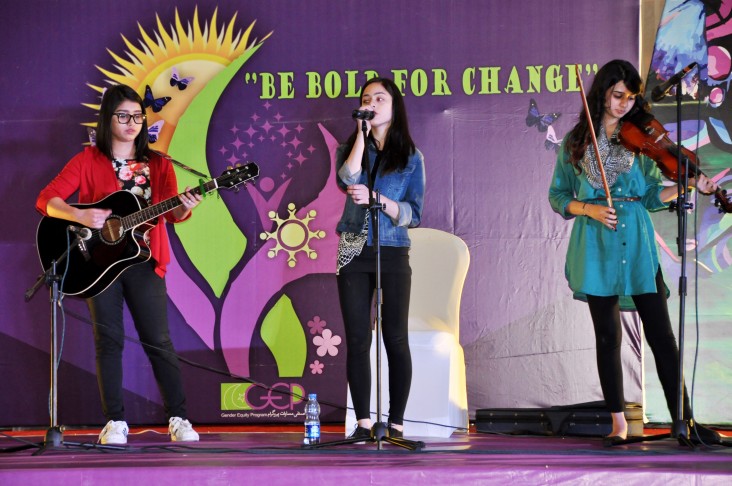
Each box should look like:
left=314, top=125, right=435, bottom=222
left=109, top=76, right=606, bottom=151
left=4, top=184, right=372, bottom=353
left=36, top=84, right=201, bottom=445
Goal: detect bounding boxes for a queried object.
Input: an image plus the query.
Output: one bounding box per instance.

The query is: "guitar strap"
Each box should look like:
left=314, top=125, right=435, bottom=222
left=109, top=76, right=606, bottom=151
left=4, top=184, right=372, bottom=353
left=168, top=158, right=209, bottom=180
left=149, top=149, right=212, bottom=197
left=148, top=149, right=208, bottom=179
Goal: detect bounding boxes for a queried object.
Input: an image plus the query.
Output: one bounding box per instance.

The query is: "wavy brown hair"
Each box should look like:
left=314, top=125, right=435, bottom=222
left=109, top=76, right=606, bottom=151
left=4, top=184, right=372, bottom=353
left=565, top=60, right=651, bottom=171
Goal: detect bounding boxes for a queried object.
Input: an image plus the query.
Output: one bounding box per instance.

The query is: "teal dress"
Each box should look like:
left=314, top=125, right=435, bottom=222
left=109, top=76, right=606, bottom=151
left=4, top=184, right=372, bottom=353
left=548, top=138, right=669, bottom=310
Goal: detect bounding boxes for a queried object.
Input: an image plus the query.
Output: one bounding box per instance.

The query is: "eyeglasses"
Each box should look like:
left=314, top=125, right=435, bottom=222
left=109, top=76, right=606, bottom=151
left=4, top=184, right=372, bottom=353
left=113, top=112, right=146, bottom=124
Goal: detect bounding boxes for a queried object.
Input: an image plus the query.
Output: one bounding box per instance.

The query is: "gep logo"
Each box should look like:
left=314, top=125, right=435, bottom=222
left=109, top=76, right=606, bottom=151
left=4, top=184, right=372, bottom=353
left=221, top=382, right=306, bottom=411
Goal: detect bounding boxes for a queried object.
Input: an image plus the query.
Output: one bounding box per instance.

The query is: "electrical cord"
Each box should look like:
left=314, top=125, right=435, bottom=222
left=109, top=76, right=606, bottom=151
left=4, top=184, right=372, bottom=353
left=54, top=302, right=467, bottom=436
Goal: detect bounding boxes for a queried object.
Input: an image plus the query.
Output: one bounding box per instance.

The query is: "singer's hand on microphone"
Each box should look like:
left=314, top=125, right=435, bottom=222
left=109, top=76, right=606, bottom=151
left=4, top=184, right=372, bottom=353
left=353, top=104, right=376, bottom=127
left=347, top=184, right=372, bottom=206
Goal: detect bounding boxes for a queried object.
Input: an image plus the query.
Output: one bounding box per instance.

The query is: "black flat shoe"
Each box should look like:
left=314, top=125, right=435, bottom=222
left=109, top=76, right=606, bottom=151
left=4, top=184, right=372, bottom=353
left=602, top=435, right=626, bottom=447
left=387, top=426, right=403, bottom=439
left=348, top=426, right=371, bottom=443
left=690, top=423, right=722, bottom=445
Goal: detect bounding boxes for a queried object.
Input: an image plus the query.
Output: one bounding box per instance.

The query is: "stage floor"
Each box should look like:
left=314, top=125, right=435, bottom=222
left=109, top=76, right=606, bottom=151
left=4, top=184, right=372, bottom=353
left=1, top=425, right=731, bottom=485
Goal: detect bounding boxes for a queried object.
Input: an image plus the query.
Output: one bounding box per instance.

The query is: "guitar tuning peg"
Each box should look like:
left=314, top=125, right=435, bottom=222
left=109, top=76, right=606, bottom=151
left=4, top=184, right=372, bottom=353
left=227, top=166, right=233, bottom=170
left=235, top=163, right=241, bottom=167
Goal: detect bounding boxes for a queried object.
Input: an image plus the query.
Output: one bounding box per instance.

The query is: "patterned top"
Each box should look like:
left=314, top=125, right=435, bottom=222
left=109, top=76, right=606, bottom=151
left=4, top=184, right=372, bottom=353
left=580, top=125, right=635, bottom=190
left=113, top=158, right=152, bottom=204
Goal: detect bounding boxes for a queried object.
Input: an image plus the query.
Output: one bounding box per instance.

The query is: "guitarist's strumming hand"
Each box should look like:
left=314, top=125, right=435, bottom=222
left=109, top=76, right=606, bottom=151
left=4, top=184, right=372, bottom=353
left=46, top=196, right=112, bottom=229
left=173, top=186, right=203, bottom=220
left=77, top=208, right=113, bottom=229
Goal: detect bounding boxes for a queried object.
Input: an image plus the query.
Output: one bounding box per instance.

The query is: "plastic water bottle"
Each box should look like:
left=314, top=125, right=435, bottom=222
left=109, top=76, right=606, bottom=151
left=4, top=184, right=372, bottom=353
left=303, top=393, right=321, bottom=445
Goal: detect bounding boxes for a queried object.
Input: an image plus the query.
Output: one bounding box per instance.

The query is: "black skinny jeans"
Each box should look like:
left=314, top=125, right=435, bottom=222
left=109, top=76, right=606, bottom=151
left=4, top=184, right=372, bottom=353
left=337, top=261, right=412, bottom=426
left=87, top=261, right=187, bottom=422
left=587, top=269, right=691, bottom=419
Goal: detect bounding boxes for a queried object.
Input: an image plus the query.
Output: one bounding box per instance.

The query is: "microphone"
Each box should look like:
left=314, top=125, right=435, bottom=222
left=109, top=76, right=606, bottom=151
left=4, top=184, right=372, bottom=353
left=68, top=225, right=92, bottom=261
left=651, top=62, right=698, bottom=102
left=352, top=109, right=375, bottom=121
left=67, top=225, right=92, bottom=241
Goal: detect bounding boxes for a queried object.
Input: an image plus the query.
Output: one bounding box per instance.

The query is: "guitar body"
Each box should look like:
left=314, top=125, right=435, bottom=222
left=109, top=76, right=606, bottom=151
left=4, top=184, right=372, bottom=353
left=36, top=162, right=260, bottom=298
left=37, top=191, right=155, bottom=298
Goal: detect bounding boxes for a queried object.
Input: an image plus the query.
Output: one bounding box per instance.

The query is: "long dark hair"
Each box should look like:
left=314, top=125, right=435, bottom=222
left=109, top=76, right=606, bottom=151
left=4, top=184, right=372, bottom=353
left=95, top=84, right=149, bottom=160
left=346, top=77, right=416, bottom=174
left=565, top=59, right=651, bottom=168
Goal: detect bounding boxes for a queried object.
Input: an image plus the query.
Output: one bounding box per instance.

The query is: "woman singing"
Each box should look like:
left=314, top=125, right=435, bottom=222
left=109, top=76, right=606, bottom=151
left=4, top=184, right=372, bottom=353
left=335, top=77, right=425, bottom=440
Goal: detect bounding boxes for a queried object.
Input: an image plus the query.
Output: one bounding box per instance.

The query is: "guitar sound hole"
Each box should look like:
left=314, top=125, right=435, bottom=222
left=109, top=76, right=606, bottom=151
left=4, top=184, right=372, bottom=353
left=100, top=216, right=125, bottom=245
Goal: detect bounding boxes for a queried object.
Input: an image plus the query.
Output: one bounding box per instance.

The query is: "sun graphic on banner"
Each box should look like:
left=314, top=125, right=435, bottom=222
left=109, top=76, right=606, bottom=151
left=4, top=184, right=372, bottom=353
left=82, top=7, right=271, bottom=150
left=260, top=203, right=326, bottom=268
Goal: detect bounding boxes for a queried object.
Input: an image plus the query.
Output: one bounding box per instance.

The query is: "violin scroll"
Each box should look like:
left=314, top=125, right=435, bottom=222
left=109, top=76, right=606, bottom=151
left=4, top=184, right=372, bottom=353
left=713, top=187, right=732, bottom=214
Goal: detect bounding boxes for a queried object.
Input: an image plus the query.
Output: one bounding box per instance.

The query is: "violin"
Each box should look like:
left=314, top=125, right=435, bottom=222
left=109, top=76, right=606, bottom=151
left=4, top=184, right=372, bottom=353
left=617, top=116, right=732, bottom=213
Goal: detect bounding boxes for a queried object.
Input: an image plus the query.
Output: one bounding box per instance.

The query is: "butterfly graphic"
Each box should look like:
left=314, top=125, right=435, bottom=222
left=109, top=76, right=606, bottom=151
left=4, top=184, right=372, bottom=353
left=545, top=125, right=562, bottom=153
left=526, top=98, right=560, bottom=132
left=170, top=67, right=194, bottom=90
left=143, top=85, right=171, bottom=113
left=147, top=120, right=164, bottom=143
left=87, top=127, right=97, bottom=146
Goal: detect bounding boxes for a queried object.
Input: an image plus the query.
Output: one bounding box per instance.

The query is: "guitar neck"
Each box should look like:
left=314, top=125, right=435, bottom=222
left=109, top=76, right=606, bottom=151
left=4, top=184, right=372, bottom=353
left=122, top=180, right=217, bottom=228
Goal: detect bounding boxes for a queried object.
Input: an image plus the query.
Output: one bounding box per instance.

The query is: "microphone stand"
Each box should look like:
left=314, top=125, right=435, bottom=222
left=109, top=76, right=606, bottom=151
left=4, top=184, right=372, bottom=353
left=14, top=259, right=67, bottom=454
left=669, top=81, right=695, bottom=447
left=672, top=79, right=694, bottom=448
left=5, top=238, right=125, bottom=454
left=617, top=74, right=705, bottom=449
left=307, top=118, right=423, bottom=451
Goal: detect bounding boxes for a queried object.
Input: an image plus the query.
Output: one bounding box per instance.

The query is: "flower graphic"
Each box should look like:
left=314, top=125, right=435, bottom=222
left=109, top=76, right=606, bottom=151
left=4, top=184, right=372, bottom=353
left=309, top=360, right=324, bottom=375
left=307, top=316, right=326, bottom=335
left=313, top=329, right=341, bottom=357
left=118, top=166, right=133, bottom=181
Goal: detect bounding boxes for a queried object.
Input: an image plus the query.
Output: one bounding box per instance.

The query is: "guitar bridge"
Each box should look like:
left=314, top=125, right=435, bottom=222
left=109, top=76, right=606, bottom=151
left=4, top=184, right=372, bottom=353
left=77, top=239, right=91, bottom=262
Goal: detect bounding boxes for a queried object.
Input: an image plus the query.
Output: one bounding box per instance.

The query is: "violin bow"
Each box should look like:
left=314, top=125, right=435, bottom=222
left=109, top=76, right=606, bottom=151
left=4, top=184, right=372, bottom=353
left=575, top=64, right=613, bottom=209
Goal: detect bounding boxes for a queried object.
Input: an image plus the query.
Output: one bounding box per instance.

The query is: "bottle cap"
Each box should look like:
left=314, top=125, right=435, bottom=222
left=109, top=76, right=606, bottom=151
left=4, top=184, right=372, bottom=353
left=308, top=393, right=317, bottom=400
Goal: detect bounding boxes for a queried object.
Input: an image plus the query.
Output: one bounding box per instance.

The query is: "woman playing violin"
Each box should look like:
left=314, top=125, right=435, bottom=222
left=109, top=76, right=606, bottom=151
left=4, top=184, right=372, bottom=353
left=548, top=59, right=719, bottom=445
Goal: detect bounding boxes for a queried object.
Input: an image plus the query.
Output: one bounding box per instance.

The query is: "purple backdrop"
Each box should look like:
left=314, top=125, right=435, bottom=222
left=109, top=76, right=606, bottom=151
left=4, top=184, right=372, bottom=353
left=1, top=0, right=728, bottom=428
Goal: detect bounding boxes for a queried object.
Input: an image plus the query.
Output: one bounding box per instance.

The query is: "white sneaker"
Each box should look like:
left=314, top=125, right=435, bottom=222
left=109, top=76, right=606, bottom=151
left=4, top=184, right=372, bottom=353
left=169, top=416, right=199, bottom=442
left=98, top=420, right=128, bottom=445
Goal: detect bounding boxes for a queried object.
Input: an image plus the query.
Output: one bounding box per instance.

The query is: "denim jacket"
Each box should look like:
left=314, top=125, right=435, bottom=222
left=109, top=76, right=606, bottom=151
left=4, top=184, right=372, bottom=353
left=335, top=142, right=425, bottom=247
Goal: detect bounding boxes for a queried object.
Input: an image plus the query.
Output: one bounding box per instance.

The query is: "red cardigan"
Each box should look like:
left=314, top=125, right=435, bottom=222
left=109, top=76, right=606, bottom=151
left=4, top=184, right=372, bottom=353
left=36, top=146, right=190, bottom=278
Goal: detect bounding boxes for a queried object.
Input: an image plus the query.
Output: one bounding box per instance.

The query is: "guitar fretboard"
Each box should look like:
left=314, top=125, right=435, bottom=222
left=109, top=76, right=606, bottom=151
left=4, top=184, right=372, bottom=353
left=121, top=180, right=217, bottom=228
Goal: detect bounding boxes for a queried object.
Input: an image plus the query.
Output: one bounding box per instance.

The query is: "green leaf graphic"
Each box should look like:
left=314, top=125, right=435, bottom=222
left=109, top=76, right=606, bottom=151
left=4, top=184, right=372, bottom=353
left=260, top=295, right=307, bottom=377
left=169, top=45, right=264, bottom=296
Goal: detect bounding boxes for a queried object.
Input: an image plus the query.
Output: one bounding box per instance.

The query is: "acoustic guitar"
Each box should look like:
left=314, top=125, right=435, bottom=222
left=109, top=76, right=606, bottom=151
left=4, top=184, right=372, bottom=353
left=36, top=163, right=258, bottom=298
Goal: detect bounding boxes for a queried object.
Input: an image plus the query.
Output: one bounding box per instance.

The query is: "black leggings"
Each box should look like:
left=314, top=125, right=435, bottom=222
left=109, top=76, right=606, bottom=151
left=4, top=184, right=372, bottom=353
left=337, top=269, right=412, bottom=426
left=586, top=269, right=690, bottom=419
left=87, top=261, right=187, bottom=422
